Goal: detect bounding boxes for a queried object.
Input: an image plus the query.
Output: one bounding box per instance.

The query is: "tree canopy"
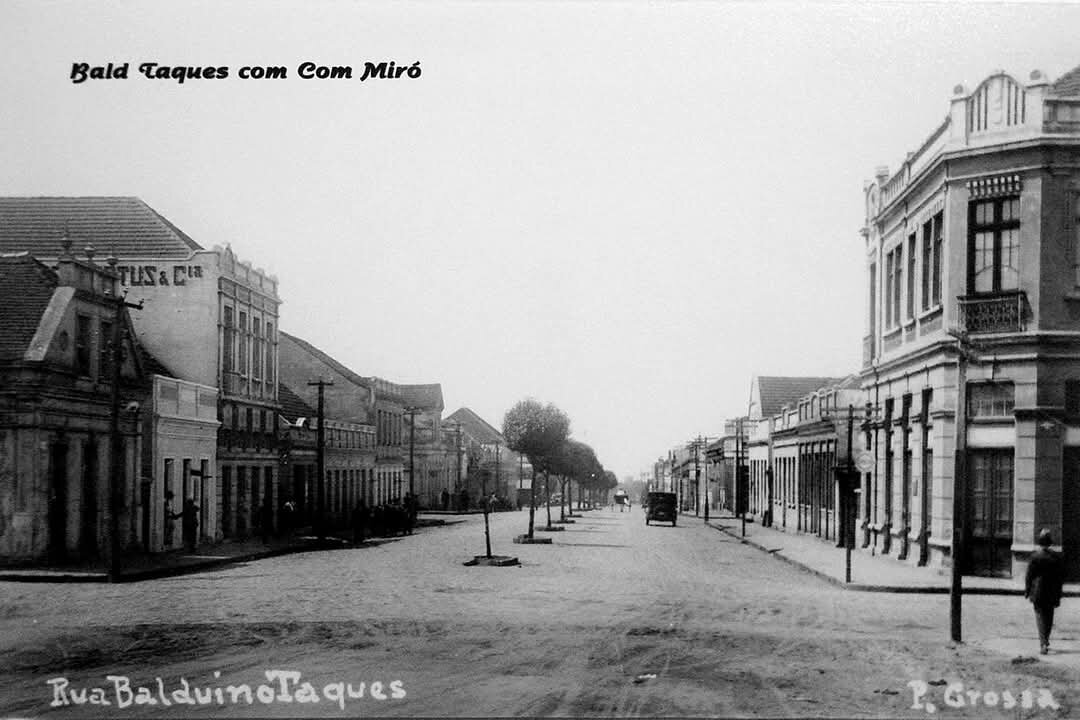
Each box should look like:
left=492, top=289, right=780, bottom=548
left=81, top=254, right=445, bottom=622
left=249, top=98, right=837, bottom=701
left=502, top=399, right=571, bottom=473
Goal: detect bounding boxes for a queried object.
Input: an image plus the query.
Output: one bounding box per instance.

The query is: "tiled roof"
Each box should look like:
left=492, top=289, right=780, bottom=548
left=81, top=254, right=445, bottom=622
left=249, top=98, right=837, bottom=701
left=280, top=331, right=371, bottom=391
left=445, top=407, right=504, bottom=445
left=0, top=253, right=57, bottom=360
left=756, top=376, right=846, bottom=417
left=0, top=197, right=202, bottom=259
left=278, top=382, right=316, bottom=422
left=1050, top=63, right=1080, bottom=96
left=400, top=383, right=444, bottom=411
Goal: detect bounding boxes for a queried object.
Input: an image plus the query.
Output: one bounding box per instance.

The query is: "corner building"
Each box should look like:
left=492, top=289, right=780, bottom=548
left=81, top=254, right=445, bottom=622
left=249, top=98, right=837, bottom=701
left=0, top=198, right=282, bottom=544
left=861, top=65, right=1080, bottom=578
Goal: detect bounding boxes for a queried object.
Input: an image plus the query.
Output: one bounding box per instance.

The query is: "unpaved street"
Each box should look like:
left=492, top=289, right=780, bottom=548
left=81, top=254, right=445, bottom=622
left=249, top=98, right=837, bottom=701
left=2, top=508, right=1078, bottom=718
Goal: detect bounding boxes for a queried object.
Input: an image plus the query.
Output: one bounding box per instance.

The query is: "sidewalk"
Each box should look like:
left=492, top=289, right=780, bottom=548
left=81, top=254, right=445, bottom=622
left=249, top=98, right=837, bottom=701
left=702, top=512, right=1080, bottom=596
left=0, top=514, right=459, bottom=583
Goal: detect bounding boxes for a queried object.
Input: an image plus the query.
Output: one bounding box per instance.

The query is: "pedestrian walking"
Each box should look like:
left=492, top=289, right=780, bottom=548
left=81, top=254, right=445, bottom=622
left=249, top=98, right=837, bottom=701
left=181, top=497, right=199, bottom=553
left=441, top=488, right=450, bottom=511
left=1025, top=528, right=1065, bottom=655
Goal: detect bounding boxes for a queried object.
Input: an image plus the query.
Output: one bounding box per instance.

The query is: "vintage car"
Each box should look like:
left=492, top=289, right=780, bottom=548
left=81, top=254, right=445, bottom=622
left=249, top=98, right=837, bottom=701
left=644, top=491, right=677, bottom=526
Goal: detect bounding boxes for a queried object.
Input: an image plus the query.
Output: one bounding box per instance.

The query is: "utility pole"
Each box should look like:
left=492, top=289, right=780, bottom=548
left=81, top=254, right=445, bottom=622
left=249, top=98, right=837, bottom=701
left=738, top=418, right=746, bottom=538
left=406, top=406, right=419, bottom=497
left=106, top=286, right=142, bottom=584
left=949, top=332, right=971, bottom=642
left=308, top=378, right=333, bottom=542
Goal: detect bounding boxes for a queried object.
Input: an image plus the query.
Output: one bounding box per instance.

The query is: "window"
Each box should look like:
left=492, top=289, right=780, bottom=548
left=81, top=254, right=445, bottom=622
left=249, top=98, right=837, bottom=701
left=1065, top=380, right=1080, bottom=417
left=894, top=244, right=903, bottom=327
left=1074, top=194, right=1080, bottom=287
left=252, top=318, right=262, bottom=381
left=239, top=311, right=249, bottom=376
left=265, top=321, right=275, bottom=386
left=223, top=306, right=235, bottom=375
left=932, top=212, right=943, bottom=307
left=968, top=197, right=1020, bottom=294
left=907, top=234, right=916, bottom=320
left=75, top=314, right=92, bottom=376
left=885, top=252, right=894, bottom=329
left=967, top=382, right=1015, bottom=418
left=99, top=320, right=113, bottom=380
left=868, top=263, right=876, bottom=339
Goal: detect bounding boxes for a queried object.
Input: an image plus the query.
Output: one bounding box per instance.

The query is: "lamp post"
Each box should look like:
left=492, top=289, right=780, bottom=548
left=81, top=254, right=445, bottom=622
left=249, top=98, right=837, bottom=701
left=307, top=377, right=333, bottom=541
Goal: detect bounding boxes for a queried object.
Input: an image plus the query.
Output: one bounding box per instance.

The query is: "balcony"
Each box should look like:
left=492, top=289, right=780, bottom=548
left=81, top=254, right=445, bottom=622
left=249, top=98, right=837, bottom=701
left=956, top=291, right=1028, bottom=334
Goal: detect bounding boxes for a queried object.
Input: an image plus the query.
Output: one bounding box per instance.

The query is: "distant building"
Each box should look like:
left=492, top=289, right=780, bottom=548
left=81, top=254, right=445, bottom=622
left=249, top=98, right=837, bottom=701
left=277, top=332, right=376, bottom=529
left=444, top=407, right=529, bottom=508
left=861, top=64, right=1080, bottom=577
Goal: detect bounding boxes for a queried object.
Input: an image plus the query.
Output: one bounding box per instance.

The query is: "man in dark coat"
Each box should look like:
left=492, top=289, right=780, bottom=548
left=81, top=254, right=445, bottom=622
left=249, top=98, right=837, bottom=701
left=1025, top=528, right=1065, bottom=655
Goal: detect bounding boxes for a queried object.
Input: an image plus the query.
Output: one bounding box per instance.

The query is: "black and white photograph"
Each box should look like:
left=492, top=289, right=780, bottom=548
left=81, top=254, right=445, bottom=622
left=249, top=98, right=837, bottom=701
left=3, top=1, right=1080, bottom=717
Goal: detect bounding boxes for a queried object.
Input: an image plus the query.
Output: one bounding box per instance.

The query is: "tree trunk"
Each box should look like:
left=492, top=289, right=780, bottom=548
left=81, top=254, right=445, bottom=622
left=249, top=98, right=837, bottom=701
left=527, top=467, right=536, bottom=539
left=545, top=471, right=553, bottom=528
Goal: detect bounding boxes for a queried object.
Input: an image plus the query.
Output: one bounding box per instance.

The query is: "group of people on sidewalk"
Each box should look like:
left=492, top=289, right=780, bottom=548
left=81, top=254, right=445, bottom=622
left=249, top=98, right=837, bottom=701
left=350, top=493, right=420, bottom=543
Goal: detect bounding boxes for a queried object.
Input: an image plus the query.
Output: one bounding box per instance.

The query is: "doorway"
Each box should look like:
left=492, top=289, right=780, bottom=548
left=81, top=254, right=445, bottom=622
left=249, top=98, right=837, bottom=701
left=967, top=449, right=1014, bottom=577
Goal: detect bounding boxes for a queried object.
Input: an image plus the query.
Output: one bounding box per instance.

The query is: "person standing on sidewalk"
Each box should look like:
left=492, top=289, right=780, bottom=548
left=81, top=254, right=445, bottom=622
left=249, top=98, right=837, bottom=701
left=180, top=497, right=199, bottom=553
left=1025, top=528, right=1065, bottom=655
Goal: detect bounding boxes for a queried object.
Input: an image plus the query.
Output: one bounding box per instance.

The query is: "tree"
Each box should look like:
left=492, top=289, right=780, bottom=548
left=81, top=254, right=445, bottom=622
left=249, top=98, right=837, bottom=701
left=503, top=399, right=571, bottom=539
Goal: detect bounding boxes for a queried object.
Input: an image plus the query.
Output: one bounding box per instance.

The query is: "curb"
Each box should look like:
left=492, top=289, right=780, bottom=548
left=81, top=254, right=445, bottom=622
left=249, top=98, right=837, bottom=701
left=0, top=538, right=352, bottom=584
left=708, top=522, right=1045, bottom=596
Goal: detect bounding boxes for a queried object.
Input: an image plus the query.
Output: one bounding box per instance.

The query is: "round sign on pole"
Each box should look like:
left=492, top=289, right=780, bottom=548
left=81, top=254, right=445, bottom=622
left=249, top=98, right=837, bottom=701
left=855, top=451, right=875, bottom=473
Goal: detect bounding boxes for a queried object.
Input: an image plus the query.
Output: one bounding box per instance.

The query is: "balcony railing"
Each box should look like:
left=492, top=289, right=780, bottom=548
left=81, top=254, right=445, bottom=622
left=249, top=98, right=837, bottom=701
left=956, top=291, right=1028, bottom=334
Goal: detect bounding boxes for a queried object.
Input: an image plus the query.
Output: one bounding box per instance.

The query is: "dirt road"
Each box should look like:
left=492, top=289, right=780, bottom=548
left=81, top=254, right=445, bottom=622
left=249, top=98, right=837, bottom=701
left=1, top=508, right=1076, bottom=717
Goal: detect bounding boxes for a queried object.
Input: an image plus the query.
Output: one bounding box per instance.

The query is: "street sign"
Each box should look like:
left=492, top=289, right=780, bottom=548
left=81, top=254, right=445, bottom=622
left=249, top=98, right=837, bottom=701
left=855, top=451, right=875, bottom=473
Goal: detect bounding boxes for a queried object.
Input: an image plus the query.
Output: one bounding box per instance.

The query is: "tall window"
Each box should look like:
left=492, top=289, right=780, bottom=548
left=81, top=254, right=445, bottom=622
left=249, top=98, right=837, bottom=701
left=238, top=311, right=249, bottom=376
left=907, top=234, right=916, bottom=320
left=1074, top=194, right=1080, bottom=287
left=921, top=212, right=944, bottom=311
left=75, top=314, right=92, bottom=376
left=894, top=244, right=903, bottom=327
left=868, top=263, right=877, bottom=340
left=252, top=318, right=262, bottom=381
left=265, top=321, right=275, bottom=386
left=98, top=320, right=113, bottom=380
left=885, top=252, right=894, bottom=329
left=932, top=212, right=943, bottom=307
left=969, top=197, right=1020, bottom=294
left=223, top=306, right=235, bottom=375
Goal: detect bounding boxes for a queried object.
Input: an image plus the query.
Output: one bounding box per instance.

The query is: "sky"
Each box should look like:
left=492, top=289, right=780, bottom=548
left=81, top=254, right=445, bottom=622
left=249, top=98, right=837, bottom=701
left=4, top=1, right=1080, bottom=481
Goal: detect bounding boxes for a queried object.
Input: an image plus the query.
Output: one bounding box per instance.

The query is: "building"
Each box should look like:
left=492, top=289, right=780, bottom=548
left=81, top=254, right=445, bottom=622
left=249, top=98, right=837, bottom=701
left=444, top=407, right=528, bottom=509
left=764, top=375, right=861, bottom=542
left=861, top=64, right=1080, bottom=578
left=0, top=197, right=282, bottom=545
left=0, top=249, right=150, bottom=564
left=277, top=332, right=376, bottom=530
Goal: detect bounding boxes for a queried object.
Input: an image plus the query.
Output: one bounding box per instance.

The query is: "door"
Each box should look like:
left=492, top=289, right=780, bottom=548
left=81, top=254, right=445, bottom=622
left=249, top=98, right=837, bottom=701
left=967, top=449, right=1014, bottom=577
left=80, top=437, right=98, bottom=558
left=918, top=452, right=933, bottom=566
left=48, top=439, right=69, bottom=564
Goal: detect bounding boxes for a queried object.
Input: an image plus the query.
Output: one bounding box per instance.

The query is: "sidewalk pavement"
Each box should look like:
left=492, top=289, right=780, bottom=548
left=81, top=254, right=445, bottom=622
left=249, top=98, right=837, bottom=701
left=702, top=512, right=1080, bottom=596
left=700, top=512, right=1080, bottom=668
left=0, top=514, right=460, bottom=583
